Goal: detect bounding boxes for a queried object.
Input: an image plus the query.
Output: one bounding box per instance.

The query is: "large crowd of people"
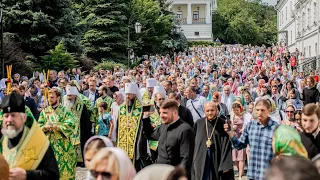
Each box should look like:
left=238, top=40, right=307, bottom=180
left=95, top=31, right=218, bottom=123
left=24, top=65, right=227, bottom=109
left=1, top=43, right=320, bottom=180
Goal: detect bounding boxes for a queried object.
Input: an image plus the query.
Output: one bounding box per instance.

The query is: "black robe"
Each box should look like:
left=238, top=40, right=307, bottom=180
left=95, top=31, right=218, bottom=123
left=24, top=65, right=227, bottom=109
left=7, top=128, right=60, bottom=180
left=191, top=117, right=234, bottom=180
left=143, top=118, right=195, bottom=178
left=79, top=105, right=92, bottom=162
left=300, top=131, right=320, bottom=159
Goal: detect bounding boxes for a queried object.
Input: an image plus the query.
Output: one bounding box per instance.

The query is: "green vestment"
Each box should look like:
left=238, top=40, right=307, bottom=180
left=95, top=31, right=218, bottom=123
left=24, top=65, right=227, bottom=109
left=38, top=105, right=77, bottom=180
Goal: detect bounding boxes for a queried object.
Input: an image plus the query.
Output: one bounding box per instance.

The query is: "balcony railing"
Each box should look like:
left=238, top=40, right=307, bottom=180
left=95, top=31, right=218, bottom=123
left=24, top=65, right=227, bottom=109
left=192, top=18, right=206, bottom=24
left=176, top=18, right=187, bottom=24
left=297, top=56, right=320, bottom=72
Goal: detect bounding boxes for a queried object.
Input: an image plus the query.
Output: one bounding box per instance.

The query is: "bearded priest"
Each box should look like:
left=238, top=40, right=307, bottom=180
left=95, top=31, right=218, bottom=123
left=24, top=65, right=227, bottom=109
left=63, top=84, right=91, bottom=165
left=117, top=83, right=151, bottom=171
left=191, top=101, right=234, bottom=180
left=0, top=92, right=59, bottom=180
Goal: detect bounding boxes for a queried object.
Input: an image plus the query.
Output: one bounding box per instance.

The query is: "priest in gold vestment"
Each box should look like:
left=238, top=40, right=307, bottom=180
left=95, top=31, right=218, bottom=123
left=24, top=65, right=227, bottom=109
left=117, top=83, right=151, bottom=171
left=0, top=92, right=59, bottom=180
left=38, top=88, right=77, bottom=180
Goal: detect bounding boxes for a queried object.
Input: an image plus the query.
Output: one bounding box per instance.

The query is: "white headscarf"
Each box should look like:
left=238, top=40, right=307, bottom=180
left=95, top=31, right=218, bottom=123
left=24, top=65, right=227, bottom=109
left=94, top=147, right=136, bottom=180
left=133, top=164, right=174, bottom=180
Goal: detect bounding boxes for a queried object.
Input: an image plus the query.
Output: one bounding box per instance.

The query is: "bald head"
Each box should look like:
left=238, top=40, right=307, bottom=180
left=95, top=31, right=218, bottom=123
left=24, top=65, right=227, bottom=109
left=204, top=101, right=218, bottom=121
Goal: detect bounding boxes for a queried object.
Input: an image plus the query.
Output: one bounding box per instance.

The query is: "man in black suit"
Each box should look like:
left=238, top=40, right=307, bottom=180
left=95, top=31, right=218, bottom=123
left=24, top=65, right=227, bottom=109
left=83, top=80, right=99, bottom=110
left=18, top=85, right=39, bottom=120
left=168, top=92, right=194, bottom=127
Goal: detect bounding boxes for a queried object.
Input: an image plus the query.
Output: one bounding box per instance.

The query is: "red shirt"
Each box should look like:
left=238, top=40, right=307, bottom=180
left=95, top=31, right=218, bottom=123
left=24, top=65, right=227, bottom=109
left=290, top=57, right=297, bottom=67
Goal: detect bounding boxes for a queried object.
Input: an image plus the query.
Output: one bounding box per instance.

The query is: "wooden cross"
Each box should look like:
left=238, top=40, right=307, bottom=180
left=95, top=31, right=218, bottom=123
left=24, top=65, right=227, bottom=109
left=42, top=70, right=50, bottom=108
left=6, top=65, right=12, bottom=95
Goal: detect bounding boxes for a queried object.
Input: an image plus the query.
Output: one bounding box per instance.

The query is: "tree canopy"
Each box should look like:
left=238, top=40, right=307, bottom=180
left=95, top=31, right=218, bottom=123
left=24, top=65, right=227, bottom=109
left=212, top=0, right=277, bottom=46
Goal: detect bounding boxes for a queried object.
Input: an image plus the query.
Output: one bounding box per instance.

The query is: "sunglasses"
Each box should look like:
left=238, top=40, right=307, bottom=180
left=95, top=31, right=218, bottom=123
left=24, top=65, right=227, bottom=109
left=90, top=170, right=113, bottom=179
left=285, top=111, right=295, bottom=113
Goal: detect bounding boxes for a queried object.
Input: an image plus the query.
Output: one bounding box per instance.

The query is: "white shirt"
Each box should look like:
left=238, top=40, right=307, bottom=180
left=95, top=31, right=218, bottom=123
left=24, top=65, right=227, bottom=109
left=186, top=95, right=207, bottom=122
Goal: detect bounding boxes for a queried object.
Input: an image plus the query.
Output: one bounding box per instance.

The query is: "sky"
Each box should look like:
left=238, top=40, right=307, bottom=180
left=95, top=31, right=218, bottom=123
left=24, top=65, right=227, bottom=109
left=262, top=0, right=278, bottom=6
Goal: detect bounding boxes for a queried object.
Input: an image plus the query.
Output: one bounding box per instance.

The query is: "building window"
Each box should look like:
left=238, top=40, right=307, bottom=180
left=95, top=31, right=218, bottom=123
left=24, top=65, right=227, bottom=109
left=282, top=11, right=284, bottom=24
left=194, top=32, right=199, bottom=36
left=308, top=8, right=311, bottom=27
left=309, top=46, right=311, bottom=57
left=316, top=43, right=318, bottom=55
left=193, top=11, right=199, bottom=20
left=176, top=11, right=183, bottom=19
left=286, top=7, right=287, bottom=20
left=315, top=3, right=318, bottom=23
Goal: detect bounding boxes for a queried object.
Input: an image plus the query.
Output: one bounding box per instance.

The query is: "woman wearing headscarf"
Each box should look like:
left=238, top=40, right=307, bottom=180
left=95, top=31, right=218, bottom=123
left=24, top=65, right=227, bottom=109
left=133, top=164, right=187, bottom=180
left=110, top=91, right=124, bottom=143
left=84, top=136, right=114, bottom=180
left=89, top=147, right=136, bottom=180
left=272, top=125, right=308, bottom=159
left=265, top=97, right=285, bottom=124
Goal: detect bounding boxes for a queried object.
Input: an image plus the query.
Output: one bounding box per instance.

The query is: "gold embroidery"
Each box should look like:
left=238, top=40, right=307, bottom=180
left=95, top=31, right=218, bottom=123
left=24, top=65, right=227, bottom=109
left=22, top=147, right=39, bottom=163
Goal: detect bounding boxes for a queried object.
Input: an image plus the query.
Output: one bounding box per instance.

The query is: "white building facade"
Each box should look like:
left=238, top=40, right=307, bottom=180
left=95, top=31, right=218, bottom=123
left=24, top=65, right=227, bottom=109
left=170, top=0, right=217, bottom=41
left=276, top=0, right=320, bottom=71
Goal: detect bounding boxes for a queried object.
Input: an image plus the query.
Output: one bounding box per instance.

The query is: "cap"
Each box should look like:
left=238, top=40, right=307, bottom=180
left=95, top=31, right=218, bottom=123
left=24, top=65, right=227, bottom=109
left=1, top=92, right=25, bottom=113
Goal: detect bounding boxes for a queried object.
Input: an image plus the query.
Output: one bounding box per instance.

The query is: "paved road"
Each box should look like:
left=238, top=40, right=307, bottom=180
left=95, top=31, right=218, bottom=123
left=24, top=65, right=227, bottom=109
left=76, top=167, right=87, bottom=180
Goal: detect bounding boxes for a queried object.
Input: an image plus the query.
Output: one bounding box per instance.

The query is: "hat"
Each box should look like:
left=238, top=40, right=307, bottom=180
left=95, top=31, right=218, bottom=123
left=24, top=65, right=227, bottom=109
left=125, top=83, right=143, bottom=105
left=1, top=92, right=25, bottom=113
left=66, top=86, right=79, bottom=96
left=146, top=78, right=157, bottom=88
left=152, top=86, right=167, bottom=100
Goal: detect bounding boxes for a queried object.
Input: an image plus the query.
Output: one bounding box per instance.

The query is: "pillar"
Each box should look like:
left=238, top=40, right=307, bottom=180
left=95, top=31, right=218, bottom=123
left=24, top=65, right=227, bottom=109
left=206, top=3, right=211, bottom=24
left=187, top=3, right=192, bottom=24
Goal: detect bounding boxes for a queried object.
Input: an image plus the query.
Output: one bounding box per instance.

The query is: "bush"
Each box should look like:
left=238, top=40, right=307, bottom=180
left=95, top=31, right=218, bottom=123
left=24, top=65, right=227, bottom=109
left=188, top=41, right=221, bottom=47
left=76, top=54, right=96, bottom=73
left=93, top=60, right=127, bottom=71
left=39, top=41, right=77, bottom=71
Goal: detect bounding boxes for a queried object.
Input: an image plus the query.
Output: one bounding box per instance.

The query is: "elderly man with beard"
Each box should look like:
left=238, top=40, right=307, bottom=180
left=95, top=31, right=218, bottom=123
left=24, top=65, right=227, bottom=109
left=0, top=92, right=59, bottom=180
left=62, top=84, right=91, bottom=166
left=38, top=88, right=77, bottom=179
left=117, top=83, right=151, bottom=171
left=192, top=101, right=234, bottom=180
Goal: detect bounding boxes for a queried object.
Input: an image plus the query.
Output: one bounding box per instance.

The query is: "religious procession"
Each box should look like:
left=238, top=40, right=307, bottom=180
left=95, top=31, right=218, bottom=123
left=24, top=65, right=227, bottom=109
left=1, top=43, right=320, bottom=180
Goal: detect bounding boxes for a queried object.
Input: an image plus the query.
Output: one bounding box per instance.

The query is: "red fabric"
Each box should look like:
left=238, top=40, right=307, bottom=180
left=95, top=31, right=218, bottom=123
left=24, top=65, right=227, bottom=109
left=314, top=76, right=319, bottom=82
left=290, top=57, right=297, bottom=67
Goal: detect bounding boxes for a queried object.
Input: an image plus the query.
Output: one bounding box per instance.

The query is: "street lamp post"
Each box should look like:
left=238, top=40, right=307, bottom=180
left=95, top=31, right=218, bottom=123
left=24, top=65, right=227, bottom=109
left=127, top=14, right=141, bottom=69
left=0, top=8, right=3, bottom=79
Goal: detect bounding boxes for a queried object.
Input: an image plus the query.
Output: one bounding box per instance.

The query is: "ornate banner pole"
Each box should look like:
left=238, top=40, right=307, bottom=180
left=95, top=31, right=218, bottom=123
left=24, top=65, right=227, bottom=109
left=6, top=65, right=12, bottom=95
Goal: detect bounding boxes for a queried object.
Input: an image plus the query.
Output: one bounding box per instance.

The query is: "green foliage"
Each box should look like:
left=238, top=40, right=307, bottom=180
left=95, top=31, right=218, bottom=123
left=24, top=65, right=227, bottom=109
left=94, top=61, right=127, bottom=71
left=3, top=0, right=81, bottom=61
left=188, top=41, right=220, bottom=47
left=3, top=38, right=35, bottom=77
left=213, top=0, right=277, bottom=46
left=76, top=0, right=128, bottom=63
left=131, top=0, right=176, bottom=56
left=39, top=41, right=76, bottom=71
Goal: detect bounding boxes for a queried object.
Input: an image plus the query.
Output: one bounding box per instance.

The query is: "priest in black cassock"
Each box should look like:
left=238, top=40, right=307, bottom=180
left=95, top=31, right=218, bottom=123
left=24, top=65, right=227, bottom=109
left=191, top=101, right=234, bottom=180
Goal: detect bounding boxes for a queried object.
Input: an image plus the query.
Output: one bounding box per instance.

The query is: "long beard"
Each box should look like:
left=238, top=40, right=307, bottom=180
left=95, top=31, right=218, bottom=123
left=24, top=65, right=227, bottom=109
left=64, top=99, right=75, bottom=109
left=1, top=125, right=24, bottom=139
left=126, top=98, right=135, bottom=106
